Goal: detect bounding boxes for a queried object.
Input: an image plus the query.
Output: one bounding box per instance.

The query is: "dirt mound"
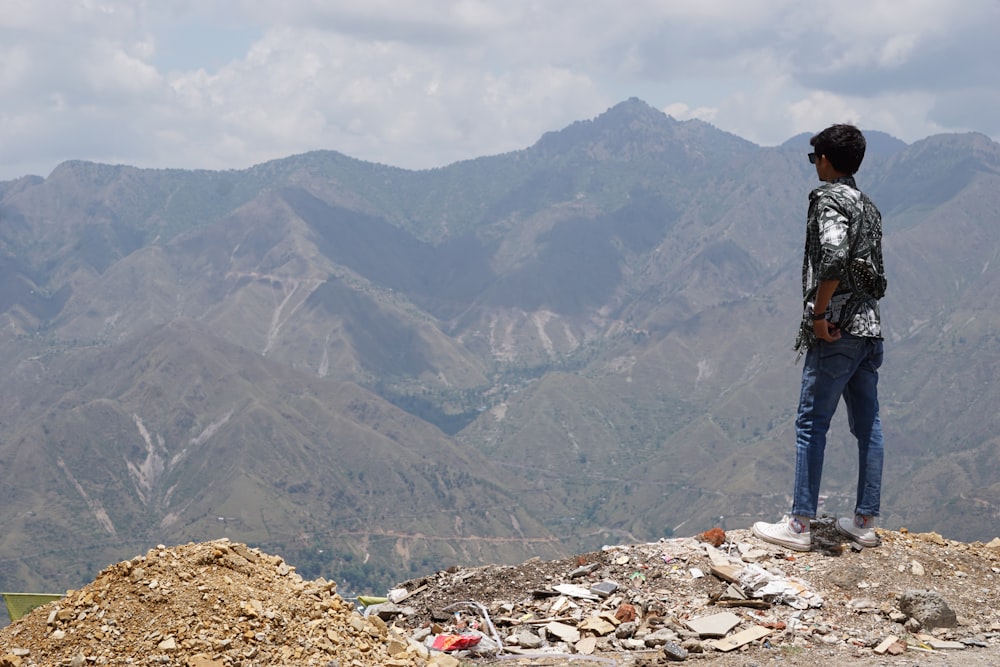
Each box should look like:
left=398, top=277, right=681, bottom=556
left=0, top=539, right=429, bottom=667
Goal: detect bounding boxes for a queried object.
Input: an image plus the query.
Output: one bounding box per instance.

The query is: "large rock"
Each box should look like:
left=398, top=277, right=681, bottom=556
left=898, top=589, right=958, bottom=628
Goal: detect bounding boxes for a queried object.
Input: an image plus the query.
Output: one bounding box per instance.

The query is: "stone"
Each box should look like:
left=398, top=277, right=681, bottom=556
left=887, top=640, right=907, bottom=655
left=579, top=616, right=616, bottom=636
left=848, top=597, right=877, bottom=612
left=369, top=602, right=415, bottom=620
left=874, top=635, right=899, bottom=655
left=429, top=655, right=461, bottom=667
left=720, top=583, right=746, bottom=600
left=186, top=656, right=226, bottom=667
left=615, top=603, right=637, bottom=623
left=589, top=580, right=618, bottom=597
left=615, top=622, right=637, bottom=639
left=662, top=641, right=689, bottom=661
left=644, top=628, right=680, bottom=648
left=708, top=625, right=772, bottom=652
left=697, top=528, right=726, bottom=547
left=544, top=621, right=580, bottom=643
left=703, top=544, right=731, bottom=568
left=514, top=629, right=542, bottom=649
left=568, top=563, right=600, bottom=578
left=620, top=638, right=646, bottom=651
left=684, top=611, right=741, bottom=638
left=575, top=636, right=597, bottom=654
left=386, top=637, right=408, bottom=656
left=740, top=548, right=768, bottom=562
left=898, top=590, right=958, bottom=628
left=709, top=564, right=741, bottom=583
left=873, top=635, right=899, bottom=655
left=910, top=560, right=925, bottom=576
left=680, top=638, right=703, bottom=653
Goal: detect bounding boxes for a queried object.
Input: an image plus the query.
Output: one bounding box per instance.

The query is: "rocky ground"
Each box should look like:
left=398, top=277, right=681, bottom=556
left=2, top=518, right=999, bottom=666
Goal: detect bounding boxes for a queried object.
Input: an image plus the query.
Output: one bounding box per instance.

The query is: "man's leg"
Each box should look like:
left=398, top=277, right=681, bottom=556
left=843, top=338, right=884, bottom=515
left=792, top=338, right=860, bottom=517
left=836, top=338, right=884, bottom=547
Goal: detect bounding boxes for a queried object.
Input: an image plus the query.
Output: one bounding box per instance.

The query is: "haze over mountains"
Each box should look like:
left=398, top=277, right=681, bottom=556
left=1, top=98, right=998, bottom=599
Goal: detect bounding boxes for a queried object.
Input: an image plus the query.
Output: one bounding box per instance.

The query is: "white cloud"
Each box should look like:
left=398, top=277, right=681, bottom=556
left=84, top=43, right=162, bottom=95
left=0, top=0, right=997, bottom=179
left=788, top=93, right=863, bottom=136
left=878, top=34, right=919, bottom=69
left=663, top=103, right=717, bottom=125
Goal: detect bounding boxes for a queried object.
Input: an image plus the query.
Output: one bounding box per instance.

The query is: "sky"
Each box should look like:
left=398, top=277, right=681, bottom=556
left=1, top=0, right=998, bottom=180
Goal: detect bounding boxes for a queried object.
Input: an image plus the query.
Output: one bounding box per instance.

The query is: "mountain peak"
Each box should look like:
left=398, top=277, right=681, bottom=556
left=530, top=97, right=752, bottom=163
left=603, top=96, right=668, bottom=121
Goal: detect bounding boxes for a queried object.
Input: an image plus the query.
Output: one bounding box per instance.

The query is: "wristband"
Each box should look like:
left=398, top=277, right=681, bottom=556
left=810, top=311, right=828, bottom=321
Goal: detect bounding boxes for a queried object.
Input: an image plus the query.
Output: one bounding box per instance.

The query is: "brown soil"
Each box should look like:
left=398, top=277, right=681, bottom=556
left=0, top=540, right=421, bottom=666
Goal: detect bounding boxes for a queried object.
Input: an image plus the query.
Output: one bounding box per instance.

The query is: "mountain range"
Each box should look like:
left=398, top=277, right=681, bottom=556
left=1, top=98, right=998, bottom=602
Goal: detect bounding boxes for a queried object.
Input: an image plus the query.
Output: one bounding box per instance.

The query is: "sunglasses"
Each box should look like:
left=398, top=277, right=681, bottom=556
left=808, top=153, right=818, bottom=164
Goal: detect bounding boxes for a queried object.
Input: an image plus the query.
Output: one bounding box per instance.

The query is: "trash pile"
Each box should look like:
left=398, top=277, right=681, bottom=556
left=2, top=521, right=1000, bottom=666
left=373, top=519, right=1000, bottom=663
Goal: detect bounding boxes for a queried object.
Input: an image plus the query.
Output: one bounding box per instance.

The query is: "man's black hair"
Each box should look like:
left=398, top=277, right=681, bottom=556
left=810, top=124, right=866, bottom=175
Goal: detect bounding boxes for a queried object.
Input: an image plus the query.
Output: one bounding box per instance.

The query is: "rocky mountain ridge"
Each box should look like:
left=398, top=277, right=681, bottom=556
left=1, top=99, right=998, bottom=602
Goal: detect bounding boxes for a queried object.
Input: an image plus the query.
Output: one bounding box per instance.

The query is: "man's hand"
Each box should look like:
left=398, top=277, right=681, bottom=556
left=814, top=319, right=841, bottom=342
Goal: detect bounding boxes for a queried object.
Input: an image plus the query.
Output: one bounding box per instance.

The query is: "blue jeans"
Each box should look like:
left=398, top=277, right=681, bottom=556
left=793, top=333, right=884, bottom=518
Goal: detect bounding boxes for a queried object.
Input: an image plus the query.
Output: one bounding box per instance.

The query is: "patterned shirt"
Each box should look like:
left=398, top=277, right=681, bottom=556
left=796, top=176, right=883, bottom=350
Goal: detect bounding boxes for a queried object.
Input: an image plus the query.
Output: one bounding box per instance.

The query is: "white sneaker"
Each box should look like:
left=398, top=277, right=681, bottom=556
left=836, top=515, right=879, bottom=547
left=751, top=515, right=811, bottom=551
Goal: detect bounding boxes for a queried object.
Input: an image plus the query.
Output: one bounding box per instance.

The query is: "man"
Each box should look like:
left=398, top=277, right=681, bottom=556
left=753, top=124, right=886, bottom=551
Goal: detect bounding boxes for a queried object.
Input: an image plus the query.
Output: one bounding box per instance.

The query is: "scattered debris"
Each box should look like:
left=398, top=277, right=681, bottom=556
left=386, top=519, right=1000, bottom=664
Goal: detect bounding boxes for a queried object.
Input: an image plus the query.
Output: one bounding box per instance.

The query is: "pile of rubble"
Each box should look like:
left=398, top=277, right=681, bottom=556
left=376, top=519, right=1000, bottom=664
left=3, top=520, right=1000, bottom=666
left=0, top=539, right=439, bottom=667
